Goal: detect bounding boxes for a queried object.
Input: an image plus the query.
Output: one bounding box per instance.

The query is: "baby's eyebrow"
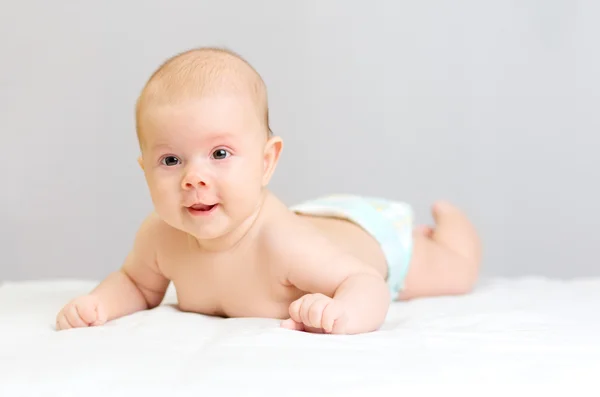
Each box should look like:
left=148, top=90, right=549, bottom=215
left=148, top=142, right=173, bottom=152
left=202, top=131, right=238, bottom=144
left=148, top=133, right=237, bottom=151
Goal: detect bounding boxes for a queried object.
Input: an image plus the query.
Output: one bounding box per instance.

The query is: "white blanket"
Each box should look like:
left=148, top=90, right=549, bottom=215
left=1, top=277, right=599, bottom=396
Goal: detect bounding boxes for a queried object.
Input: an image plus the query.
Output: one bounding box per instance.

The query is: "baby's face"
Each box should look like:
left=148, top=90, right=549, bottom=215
left=138, top=95, right=270, bottom=241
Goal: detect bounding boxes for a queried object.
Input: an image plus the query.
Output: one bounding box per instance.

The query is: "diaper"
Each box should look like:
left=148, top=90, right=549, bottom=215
left=290, top=194, right=414, bottom=300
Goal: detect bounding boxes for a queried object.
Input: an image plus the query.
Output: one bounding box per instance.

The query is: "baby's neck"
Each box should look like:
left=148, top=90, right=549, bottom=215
left=190, top=191, right=271, bottom=253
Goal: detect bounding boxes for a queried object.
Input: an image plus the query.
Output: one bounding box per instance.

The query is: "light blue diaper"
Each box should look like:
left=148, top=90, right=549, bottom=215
left=290, top=194, right=414, bottom=300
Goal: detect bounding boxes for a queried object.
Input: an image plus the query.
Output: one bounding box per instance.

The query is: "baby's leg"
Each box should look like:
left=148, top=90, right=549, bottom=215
left=398, top=201, right=482, bottom=300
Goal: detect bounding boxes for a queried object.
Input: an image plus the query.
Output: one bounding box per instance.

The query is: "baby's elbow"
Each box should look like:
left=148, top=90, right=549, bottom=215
left=143, top=291, right=166, bottom=310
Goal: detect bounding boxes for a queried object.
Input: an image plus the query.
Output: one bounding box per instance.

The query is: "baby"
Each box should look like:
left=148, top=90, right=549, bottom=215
left=55, top=47, right=482, bottom=335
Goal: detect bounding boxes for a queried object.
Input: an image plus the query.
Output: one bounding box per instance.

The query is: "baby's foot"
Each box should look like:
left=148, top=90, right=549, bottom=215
left=414, top=225, right=434, bottom=238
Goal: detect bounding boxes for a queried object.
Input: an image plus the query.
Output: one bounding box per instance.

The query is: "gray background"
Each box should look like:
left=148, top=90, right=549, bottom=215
left=1, top=1, right=598, bottom=282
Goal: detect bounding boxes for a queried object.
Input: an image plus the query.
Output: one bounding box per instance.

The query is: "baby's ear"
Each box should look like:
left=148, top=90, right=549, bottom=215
left=262, top=135, right=283, bottom=186
left=137, top=156, right=144, bottom=171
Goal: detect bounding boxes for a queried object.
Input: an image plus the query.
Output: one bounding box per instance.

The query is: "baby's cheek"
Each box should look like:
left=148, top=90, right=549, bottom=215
left=147, top=181, right=177, bottom=209
left=149, top=175, right=176, bottom=192
left=147, top=183, right=165, bottom=201
left=233, top=177, right=262, bottom=201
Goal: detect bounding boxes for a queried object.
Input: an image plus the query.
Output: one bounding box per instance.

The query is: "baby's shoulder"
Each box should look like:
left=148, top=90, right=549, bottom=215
left=259, top=210, right=337, bottom=265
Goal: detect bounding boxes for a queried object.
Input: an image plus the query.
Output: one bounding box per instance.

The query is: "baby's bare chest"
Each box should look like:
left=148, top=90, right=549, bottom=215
left=160, top=250, right=302, bottom=319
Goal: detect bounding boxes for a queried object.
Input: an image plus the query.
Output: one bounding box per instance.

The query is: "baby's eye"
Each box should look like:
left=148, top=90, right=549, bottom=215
left=211, top=149, right=231, bottom=160
left=161, top=156, right=181, bottom=166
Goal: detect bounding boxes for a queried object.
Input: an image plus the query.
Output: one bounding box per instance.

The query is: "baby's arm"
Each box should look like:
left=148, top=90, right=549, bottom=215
left=56, top=213, right=170, bottom=330
left=277, top=221, right=391, bottom=335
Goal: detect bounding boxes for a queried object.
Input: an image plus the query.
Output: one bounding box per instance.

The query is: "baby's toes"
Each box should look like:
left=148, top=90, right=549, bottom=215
left=414, top=225, right=434, bottom=238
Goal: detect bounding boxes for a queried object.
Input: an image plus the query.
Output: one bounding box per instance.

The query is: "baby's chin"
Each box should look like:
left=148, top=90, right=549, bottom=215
left=180, top=215, right=236, bottom=241
left=152, top=211, right=226, bottom=238
left=187, top=226, right=230, bottom=241
left=159, top=206, right=256, bottom=245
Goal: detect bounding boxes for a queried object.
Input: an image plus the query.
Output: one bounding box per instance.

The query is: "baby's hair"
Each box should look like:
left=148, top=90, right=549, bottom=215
left=135, top=46, right=272, bottom=146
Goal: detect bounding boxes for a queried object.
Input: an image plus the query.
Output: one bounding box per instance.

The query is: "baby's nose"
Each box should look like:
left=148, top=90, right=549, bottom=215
left=184, top=179, right=206, bottom=189
left=182, top=168, right=208, bottom=189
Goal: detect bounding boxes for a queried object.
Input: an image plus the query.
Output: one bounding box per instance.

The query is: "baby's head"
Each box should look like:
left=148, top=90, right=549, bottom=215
left=135, top=47, right=283, bottom=242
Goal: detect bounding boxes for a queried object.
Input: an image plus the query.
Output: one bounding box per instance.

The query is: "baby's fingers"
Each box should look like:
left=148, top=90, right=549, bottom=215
left=322, top=302, right=348, bottom=334
left=56, top=313, right=71, bottom=330
left=280, top=318, right=305, bottom=331
left=288, top=296, right=306, bottom=324
left=298, top=294, right=322, bottom=327
left=287, top=294, right=335, bottom=333
left=91, top=303, right=107, bottom=326
left=306, top=297, right=330, bottom=329
left=67, top=304, right=89, bottom=328
left=76, top=301, right=98, bottom=325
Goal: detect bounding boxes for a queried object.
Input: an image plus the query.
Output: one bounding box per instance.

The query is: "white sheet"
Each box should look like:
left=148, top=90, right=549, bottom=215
left=1, top=277, right=599, bottom=396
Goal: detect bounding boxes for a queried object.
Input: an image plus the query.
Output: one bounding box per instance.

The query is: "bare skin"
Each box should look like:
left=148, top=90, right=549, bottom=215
left=56, top=191, right=481, bottom=334
left=55, top=47, right=482, bottom=335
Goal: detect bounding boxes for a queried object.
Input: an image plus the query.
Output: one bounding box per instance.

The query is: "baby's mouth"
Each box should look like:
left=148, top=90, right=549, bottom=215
left=189, top=203, right=216, bottom=211
left=187, top=203, right=218, bottom=215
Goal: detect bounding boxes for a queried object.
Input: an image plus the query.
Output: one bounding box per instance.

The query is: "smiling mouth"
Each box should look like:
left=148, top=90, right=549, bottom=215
left=187, top=203, right=218, bottom=215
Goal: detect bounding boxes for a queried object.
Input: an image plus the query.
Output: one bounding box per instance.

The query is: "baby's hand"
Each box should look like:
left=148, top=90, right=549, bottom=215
left=55, top=295, right=107, bottom=331
left=281, top=293, right=349, bottom=334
